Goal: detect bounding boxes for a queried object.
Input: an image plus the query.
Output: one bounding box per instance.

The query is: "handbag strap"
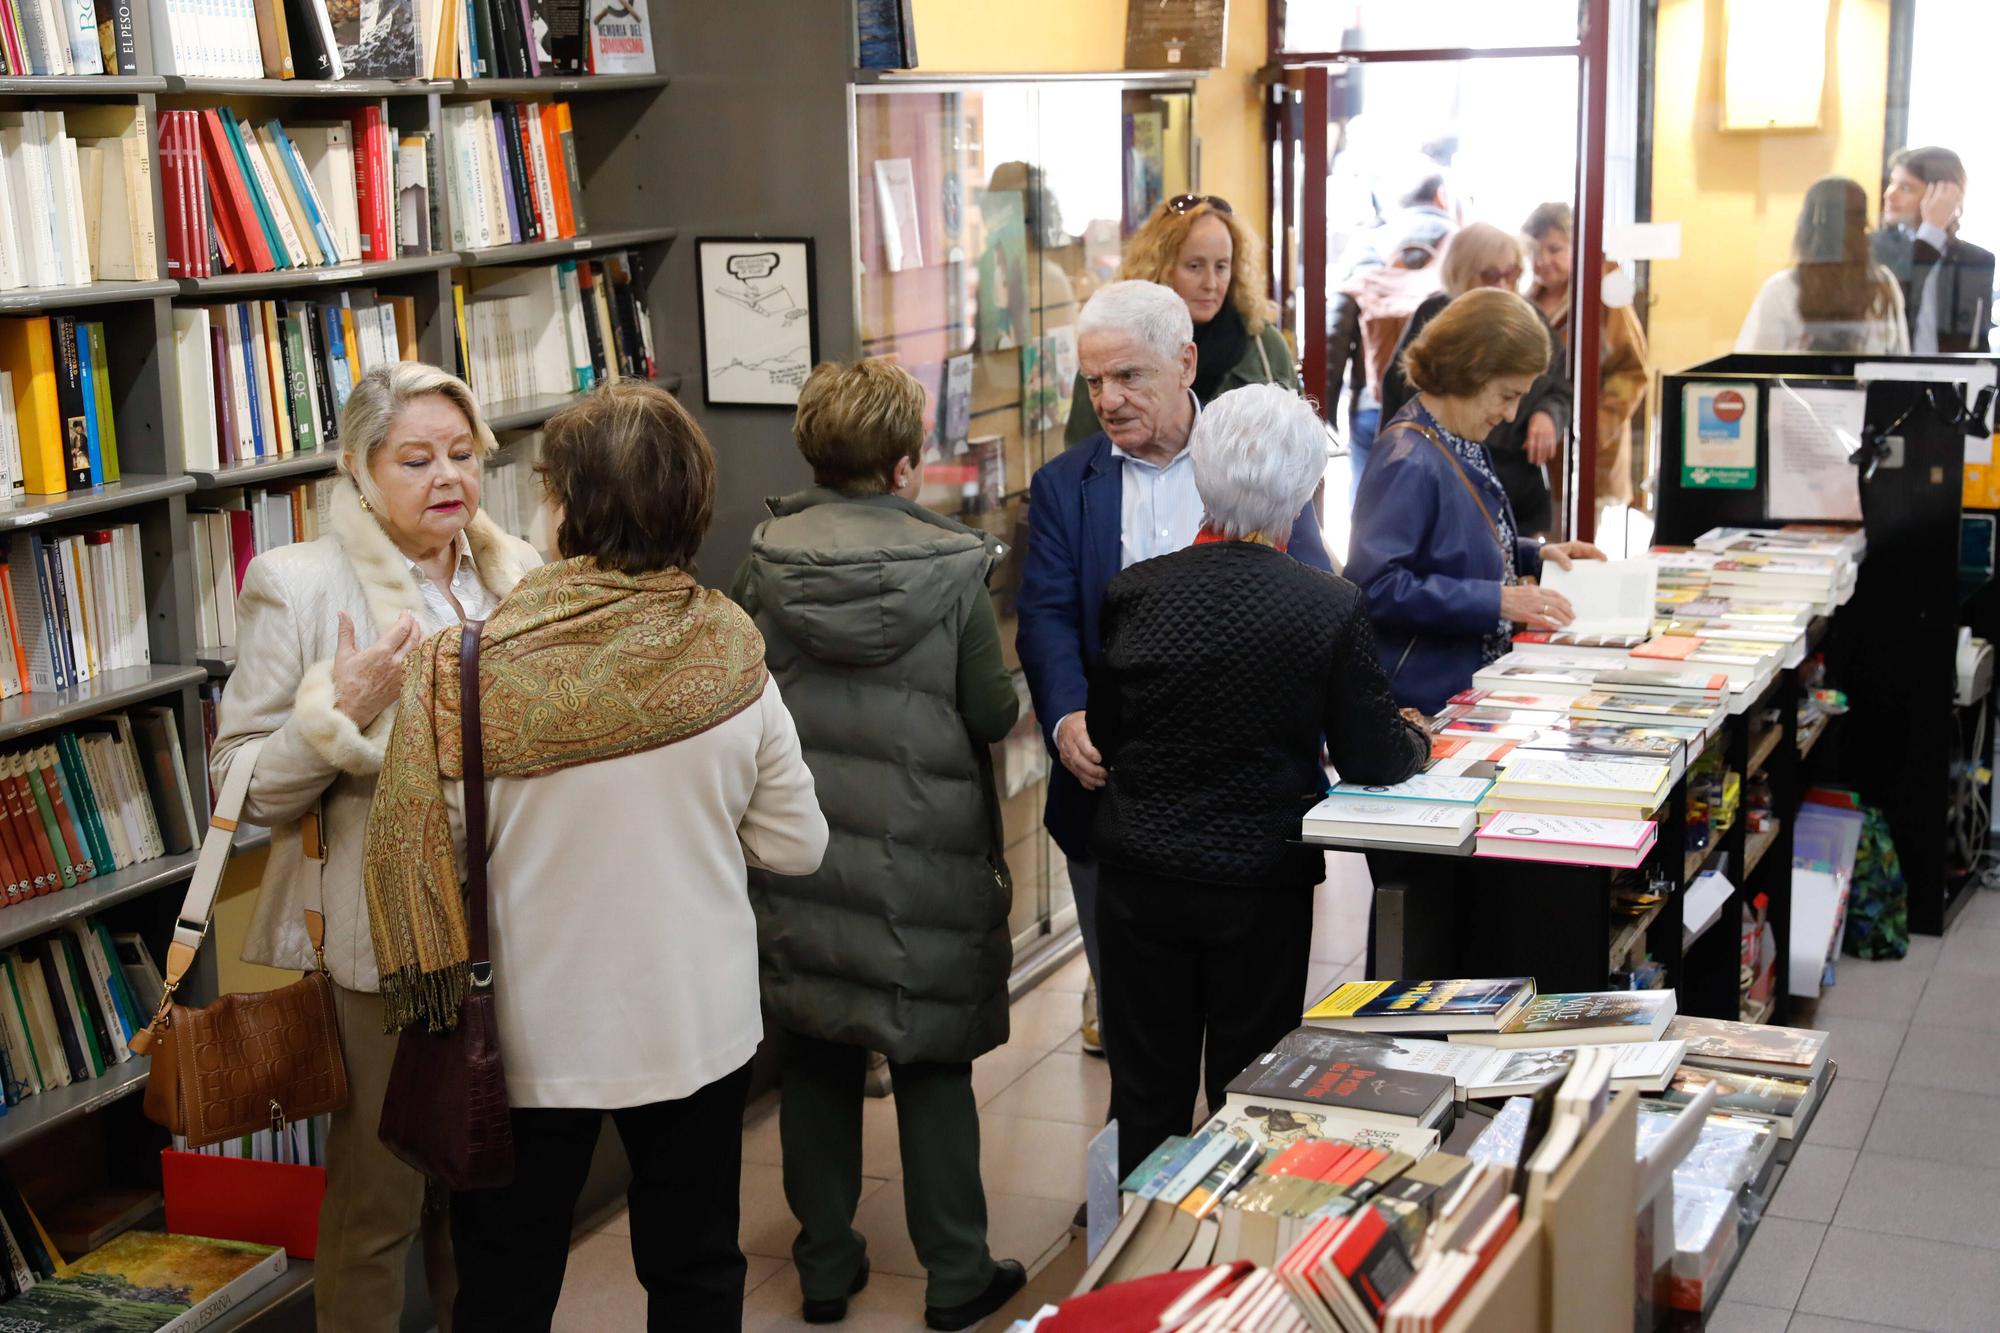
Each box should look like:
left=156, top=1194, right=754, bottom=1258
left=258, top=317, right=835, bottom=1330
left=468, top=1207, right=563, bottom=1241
left=1382, top=419, right=1507, bottom=557
left=460, top=620, right=493, bottom=982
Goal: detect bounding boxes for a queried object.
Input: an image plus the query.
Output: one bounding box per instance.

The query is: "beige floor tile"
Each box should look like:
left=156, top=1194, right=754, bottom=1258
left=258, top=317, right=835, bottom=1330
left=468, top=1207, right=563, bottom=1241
left=740, top=1162, right=892, bottom=1258
left=978, top=1113, right=1096, bottom=1203
left=1004, top=987, right=1088, bottom=1053
left=551, top=1227, right=646, bottom=1332
left=848, top=1185, right=1077, bottom=1285
left=973, top=1040, right=1053, bottom=1106
left=742, top=1263, right=933, bottom=1333
left=983, top=1051, right=1111, bottom=1127
left=1039, top=952, right=1091, bottom=995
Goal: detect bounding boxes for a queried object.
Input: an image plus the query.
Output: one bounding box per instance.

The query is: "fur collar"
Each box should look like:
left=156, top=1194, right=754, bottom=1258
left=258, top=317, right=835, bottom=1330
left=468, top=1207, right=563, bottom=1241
left=326, top=477, right=537, bottom=633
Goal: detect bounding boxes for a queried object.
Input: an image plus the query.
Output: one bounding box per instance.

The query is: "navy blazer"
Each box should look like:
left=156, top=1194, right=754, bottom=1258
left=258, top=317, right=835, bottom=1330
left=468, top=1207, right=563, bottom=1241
left=1345, top=409, right=1542, bottom=714
left=1016, top=432, right=1333, bottom=859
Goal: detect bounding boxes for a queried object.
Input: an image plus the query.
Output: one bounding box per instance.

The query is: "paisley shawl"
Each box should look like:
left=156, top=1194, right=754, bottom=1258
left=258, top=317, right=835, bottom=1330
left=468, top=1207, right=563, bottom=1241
left=364, top=558, right=767, bottom=1033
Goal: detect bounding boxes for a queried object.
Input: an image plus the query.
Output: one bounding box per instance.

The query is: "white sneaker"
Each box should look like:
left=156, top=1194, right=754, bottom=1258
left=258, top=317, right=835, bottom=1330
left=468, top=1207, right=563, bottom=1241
left=1080, top=977, right=1104, bottom=1057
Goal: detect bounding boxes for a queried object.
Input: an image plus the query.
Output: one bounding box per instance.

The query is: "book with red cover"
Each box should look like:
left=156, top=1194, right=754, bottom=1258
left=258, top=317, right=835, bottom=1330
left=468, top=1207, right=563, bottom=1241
left=1633, top=635, right=1703, bottom=661
left=199, top=110, right=274, bottom=273
left=0, top=771, right=37, bottom=900
left=1263, top=1140, right=1346, bottom=1180
left=1324, top=1205, right=1417, bottom=1320
left=228, top=510, right=255, bottom=594
left=2, top=770, right=56, bottom=896
left=351, top=104, right=390, bottom=263
left=540, top=103, right=574, bottom=237
left=159, top=113, right=186, bottom=279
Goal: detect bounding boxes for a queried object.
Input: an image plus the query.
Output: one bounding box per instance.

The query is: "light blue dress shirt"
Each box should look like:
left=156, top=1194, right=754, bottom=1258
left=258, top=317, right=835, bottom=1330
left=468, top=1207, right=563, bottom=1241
left=1913, top=221, right=1950, bottom=355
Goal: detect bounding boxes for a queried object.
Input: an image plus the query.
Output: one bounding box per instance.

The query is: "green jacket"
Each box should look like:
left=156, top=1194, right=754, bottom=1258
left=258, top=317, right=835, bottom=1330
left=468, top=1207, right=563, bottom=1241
left=1063, top=322, right=1300, bottom=446
left=731, top=490, right=1020, bottom=1064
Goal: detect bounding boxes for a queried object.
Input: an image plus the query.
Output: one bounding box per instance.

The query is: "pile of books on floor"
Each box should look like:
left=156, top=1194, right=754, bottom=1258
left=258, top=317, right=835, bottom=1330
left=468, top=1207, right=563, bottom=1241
left=1033, top=1014, right=1639, bottom=1331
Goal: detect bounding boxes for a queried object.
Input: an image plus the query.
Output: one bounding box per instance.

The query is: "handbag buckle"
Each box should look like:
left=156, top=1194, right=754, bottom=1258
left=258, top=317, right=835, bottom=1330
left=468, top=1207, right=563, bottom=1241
left=469, top=961, right=493, bottom=989
left=270, top=1100, right=288, bottom=1136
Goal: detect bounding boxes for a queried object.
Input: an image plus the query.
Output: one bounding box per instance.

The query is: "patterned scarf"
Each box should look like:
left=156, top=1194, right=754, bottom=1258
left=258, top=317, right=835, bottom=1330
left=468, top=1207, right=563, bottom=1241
left=364, top=558, right=768, bottom=1034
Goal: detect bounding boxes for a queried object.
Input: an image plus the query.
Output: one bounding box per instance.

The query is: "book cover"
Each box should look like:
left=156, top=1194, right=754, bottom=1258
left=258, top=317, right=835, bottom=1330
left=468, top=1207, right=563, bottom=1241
left=0, top=1231, right=285, bottom=1331
left=0, top=318, right=65, bottom=495
left=1330, top=773, right=1494, bottom=805
left=1302, top=797, right=1476, bottom=835
left=334, top=0, right=420, bottom=77
left=1495, top=990, right=1675, bottom=1038
left=1225, top=1049, right=1454, bottom=1123
left=1493, top=755, right=1671, bottom=797
left=1306, top=979, right=1535, bottom=1024
left=586, top=0, right=651, bottom=73
left=1665, top=1016, right=1827, bottom=1072
left=1653, top=1067, right=1812, bottom=1123
left=530, top=0, right=583, bottom=73
left=1474, top=812, right=1657, bottom=851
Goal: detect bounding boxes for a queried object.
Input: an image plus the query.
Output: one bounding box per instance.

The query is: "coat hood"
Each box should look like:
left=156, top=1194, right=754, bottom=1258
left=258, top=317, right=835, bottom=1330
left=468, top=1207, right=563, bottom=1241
left=748, top=490, right=998, bottom=668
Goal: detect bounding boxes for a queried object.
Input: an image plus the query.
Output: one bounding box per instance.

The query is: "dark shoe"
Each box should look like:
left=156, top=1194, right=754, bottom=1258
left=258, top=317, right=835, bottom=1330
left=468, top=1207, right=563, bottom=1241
left=802, top=1256, right=869, bottom=1324
left=925, top=1259, right=1027, bottom=1331
left=1072, top=1200, right=1088, bottom=1230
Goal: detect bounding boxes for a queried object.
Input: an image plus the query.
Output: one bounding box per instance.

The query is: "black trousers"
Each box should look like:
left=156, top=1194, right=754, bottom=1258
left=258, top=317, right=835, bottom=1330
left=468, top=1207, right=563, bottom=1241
left=1096, top=864, right=1314, bottom=1181
left=450, top=1060, right=754, bottom=1332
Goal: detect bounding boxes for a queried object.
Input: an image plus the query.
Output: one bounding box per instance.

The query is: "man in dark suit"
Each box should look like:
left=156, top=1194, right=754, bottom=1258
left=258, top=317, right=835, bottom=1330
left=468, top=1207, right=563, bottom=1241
left=1872, top=145, right=1995, bottom=354
left=1015, top=279, right=1330, bottom=1061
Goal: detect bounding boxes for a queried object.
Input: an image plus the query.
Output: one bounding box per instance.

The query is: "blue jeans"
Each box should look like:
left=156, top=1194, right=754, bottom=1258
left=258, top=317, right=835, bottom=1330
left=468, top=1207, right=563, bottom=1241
left=1346, top=406, right=1380, bottom=505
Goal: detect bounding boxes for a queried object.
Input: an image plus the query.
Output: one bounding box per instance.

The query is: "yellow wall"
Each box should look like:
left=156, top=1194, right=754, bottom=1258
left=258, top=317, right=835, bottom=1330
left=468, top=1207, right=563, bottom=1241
left=1648, top=0, right=1890, bottom=376
left=908, top=0, right=1271, bottom=224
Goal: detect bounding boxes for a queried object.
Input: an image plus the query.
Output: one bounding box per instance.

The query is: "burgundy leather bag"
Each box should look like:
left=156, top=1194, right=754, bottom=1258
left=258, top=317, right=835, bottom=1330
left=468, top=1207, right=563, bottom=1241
left=376, top=620, right=515, bottom=1190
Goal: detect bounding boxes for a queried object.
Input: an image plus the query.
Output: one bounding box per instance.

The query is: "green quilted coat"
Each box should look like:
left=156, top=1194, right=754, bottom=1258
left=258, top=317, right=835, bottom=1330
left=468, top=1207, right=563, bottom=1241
left=735, top=489, right=1016, bottom=1064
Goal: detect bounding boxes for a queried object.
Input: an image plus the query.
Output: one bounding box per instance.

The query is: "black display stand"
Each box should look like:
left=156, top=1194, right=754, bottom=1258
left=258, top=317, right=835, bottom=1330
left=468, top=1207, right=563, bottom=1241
left=1658, top=352, right=1992, bottom=936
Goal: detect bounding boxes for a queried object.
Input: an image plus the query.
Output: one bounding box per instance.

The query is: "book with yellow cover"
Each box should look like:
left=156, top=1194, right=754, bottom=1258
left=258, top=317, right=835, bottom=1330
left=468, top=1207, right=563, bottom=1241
left=0, top=1230, right=285, bottom=1330
left=1304, top=978, right=1537, bottom=1034
left=0, top=319, right=67, bottom=496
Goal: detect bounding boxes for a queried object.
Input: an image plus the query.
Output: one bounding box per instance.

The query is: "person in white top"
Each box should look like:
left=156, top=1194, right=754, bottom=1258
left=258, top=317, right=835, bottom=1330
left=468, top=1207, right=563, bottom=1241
left=362, top=379, right=828, bottom=1333
left=210, top=362, right=541, bottom=1333
left=1737, top=177, right=1910, bottom=355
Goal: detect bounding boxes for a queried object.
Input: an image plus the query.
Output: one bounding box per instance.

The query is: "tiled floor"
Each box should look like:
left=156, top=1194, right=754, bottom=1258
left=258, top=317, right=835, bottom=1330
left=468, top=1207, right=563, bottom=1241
left=552, top=862, right=2000, bottom=1333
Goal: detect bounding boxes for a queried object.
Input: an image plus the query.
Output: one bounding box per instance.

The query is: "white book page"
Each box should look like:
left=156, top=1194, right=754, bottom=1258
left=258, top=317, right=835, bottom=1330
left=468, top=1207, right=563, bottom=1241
left=1542, top=559, right=1658, bottom=637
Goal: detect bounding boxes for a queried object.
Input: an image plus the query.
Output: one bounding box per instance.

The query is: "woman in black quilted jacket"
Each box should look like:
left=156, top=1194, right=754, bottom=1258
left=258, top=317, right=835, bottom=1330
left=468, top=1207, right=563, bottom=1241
left=1085, top=382, right=1430, bottom=1180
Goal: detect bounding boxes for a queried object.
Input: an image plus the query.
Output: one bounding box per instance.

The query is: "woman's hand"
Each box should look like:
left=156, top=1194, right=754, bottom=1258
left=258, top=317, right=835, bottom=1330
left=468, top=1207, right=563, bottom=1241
left=1540, top=541, right=1608, bottom=571
left=1399, top=708, right=1429, bottom=729
left=1525, top=412, right=1559, bottom=465
left=331, top=611, right=422, bottom=729
left=1500, top=584, right=1575, bottom=630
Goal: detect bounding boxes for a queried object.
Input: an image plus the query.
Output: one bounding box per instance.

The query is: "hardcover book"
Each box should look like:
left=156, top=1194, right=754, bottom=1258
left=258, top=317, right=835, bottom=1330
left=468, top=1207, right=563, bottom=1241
left=0, top=1231, right=285, bottom=1331
left=1301, top=797, right=1477, bottom=848
left=1304, top=978, right=1536, bottom=1033
left=587, top=0, right=654, bottom=73
left=1223, top=1048, right=1456, bottom=1129
left=1650, top=1066, right=1821, bottom=1137
left=1452, top=990, right=1677, bottom=1048
left=1474, top=812, right=1658, bottom=869
left=1328, top=773, right=1493, bottom=805
left=1664, top=1015, right=1829, bottom=1079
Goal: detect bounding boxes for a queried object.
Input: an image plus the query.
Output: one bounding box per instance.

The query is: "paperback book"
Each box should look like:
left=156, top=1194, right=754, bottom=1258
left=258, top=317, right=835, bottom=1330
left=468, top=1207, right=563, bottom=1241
left=1304, top=978, right=1537, bottom=1034
left=1449, top=989, right=1677, bottom=1048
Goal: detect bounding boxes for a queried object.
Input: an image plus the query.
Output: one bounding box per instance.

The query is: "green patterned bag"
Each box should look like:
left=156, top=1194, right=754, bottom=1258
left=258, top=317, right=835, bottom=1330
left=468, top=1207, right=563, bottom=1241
left=1843, top=807, right=1910, bottom=960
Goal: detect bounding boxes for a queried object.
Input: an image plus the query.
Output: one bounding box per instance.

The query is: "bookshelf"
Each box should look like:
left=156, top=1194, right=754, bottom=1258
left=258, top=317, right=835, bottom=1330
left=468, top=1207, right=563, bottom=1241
left=0, top=1, right=680, bottom=1324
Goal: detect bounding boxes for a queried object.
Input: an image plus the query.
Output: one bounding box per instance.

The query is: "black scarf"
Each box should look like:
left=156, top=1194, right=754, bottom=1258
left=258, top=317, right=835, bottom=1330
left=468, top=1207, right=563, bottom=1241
left=1192, top=302, right=1250, bottom=403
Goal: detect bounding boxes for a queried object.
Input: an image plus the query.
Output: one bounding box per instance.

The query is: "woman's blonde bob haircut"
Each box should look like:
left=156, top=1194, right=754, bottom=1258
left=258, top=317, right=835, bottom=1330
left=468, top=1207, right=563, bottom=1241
left=1438, top=222, right=1527, bottom=300
left=1402, top=288, right=1552, bottom=399
left=1118, top=199, right=1274, bottom=333
left=337, top=362, right=497, bottom=511
left=792, top=358, right=928, bottom=495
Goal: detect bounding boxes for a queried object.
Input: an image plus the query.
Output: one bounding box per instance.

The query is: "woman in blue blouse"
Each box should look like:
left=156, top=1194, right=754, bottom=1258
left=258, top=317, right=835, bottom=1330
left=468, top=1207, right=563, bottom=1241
left=1347, top=289, right=1605, bottom=714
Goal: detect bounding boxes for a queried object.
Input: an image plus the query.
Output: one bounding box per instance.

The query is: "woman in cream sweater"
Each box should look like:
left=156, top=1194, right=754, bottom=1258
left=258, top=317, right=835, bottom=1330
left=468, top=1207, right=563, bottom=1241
left=209, top=362, right=539, bottom=1333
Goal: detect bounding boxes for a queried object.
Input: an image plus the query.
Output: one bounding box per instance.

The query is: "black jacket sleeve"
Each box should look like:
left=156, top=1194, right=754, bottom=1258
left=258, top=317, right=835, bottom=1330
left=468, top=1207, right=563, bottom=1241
left=1327, top=290, right=1365, bottom=416
left=1520, top=318, right=1573, bottom=438
left=1322, top=598, right=1431, bottom=785
left=1084, top=587, right=1126, bottom=765
left=1379, top=294, right=1445, bottom=424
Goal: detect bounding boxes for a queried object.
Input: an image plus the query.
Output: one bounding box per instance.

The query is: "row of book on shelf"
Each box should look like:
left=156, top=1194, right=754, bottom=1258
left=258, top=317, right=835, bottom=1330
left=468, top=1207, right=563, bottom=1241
left=1302, top=525, right=1866, bottom=867
left=442, top=98, right=588, bottom=250
left=0, top=105, right=155, bottom=290
left=453, top=250, right=656, bottom=408
left=0, top=316, right=123, bottom=495
left=0, top=0, right=135, bottom=76
left=1013, top=976, right=1833, bottom=1331
left=155, top=0, right=654, bottom=79
left=6, top=526, right=150, bottom=694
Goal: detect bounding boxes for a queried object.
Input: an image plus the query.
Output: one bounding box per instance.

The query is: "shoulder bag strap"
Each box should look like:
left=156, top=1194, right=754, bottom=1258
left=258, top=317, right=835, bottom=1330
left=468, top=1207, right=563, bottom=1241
left=1379, top=420, right=1506, bottom=557
left=156, top=735, right=314, bottom=1015
left=460, top=620, right=492, bottom=984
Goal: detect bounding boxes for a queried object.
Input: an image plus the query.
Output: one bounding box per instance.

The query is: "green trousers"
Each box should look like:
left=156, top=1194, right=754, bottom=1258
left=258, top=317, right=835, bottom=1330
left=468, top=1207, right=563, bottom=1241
left=779, top=1031, right=998, bottom=1308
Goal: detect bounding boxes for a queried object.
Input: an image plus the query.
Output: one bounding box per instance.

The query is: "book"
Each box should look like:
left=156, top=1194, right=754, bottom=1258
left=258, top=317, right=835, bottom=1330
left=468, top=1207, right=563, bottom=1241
left=1664, top=1015, right=1830, bottom=1080
left=1541, top=558, right=1658, bottom=639
left=1301, top=796, right=1478, bottom=848
left=586, top=0, right=652, bottom=73
left=1262, top=1025, right=1684, bottom=1101
left=1473, top=811, right=1659, bottom=869
left=1449, top=990, right=1677, bottom=1048
left=1304, top=978, right=1537, bottom=1034
left=1329, top=773, right=1494, bottom=806
left=1649, top=1066, right=1822, bottom=1139
left=0, top=1230, right=286, bottom=1330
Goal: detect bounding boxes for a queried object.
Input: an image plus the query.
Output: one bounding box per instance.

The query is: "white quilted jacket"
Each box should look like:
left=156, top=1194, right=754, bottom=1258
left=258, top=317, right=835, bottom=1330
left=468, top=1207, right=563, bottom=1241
left=209, top=478, right=539, bottom=990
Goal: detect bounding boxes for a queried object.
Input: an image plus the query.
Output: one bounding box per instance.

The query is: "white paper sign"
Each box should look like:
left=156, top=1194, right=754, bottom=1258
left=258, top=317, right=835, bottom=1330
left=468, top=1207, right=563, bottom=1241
left=1767, top=385, right=1866, bottom=522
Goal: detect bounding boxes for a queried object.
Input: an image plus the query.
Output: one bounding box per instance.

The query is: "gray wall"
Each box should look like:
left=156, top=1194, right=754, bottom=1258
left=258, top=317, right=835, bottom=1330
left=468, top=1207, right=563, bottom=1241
left=653, top=1, right=862, bottom=580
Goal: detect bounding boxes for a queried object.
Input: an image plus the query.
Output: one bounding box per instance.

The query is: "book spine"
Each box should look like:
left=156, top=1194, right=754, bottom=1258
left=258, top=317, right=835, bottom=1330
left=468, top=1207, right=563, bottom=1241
left=84, top=322, right=118, bottom=483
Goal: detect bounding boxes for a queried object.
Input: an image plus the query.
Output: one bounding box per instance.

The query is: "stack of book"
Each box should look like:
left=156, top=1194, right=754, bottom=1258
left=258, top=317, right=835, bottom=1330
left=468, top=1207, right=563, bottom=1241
left=441, top=99, right=586, bottom=251
left=157, top=106, right=421, bottom=279
left=0, top=106, right=156, bottom=291
left=0, top=711, right=195, bottom=902
left=454, top=251, right=656, bottom=410
left=0, top=316, right=124, bottom=496
left=171, top=287, right=420, bottom=470
left=1648, top=1014, right=1832, bottom=1142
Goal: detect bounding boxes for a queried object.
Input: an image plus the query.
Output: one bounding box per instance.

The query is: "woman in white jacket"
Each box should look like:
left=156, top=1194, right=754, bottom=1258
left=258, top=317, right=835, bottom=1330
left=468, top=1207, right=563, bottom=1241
left=208, top=361, right=539, bottom=1333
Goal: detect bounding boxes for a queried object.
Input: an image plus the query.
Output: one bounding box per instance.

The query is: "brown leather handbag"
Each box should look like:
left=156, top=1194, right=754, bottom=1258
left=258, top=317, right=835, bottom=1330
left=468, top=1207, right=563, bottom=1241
left=376, top=620, right=515, bottom=1191
left=133, top=737, right=349, bottom=1148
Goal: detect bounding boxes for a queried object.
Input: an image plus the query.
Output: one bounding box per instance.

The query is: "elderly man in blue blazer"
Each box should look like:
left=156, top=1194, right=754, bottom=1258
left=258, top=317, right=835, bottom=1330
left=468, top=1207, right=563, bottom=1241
left=1016, top=280, right=1330, bottom=1054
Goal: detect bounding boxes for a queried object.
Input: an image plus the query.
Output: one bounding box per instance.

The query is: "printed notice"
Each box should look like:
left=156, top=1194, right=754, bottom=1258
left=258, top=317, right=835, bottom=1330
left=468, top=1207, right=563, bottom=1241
left=1767, top=385, right=1865, bottom=522
left=1681, top=383, right=1758, bottom=489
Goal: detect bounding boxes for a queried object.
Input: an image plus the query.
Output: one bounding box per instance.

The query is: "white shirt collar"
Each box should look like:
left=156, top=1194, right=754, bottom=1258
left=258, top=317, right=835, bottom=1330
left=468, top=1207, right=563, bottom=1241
left=406, top=529, right=476, bottom=581
left=1109, top=389, right=1203, bottom=468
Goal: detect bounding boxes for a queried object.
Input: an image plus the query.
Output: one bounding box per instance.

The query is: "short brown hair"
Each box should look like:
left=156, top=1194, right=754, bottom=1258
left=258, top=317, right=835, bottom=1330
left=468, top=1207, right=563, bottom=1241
left=792, top=358, right=925, bottom=494
left=1402, top=288, right=1551, bottom=398
left=1522, top=201, right=1572, bottom=243
left=540, top=380, right=715, bottom=574
left=1890, top=145, right=1966, bottom=188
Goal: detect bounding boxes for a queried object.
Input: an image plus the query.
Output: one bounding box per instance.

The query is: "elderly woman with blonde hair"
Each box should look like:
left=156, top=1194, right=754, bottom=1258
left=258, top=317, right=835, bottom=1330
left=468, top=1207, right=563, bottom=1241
left=1083, top=382, right=1430, bottom=1182
left=1378, top=221, right=1573, bottom=536
left=208, top=361, right=540, bottom=1332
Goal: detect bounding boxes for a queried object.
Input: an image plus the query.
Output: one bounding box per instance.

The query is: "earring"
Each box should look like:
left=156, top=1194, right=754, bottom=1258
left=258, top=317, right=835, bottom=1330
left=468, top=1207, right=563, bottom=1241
left=358, top=495, right=372, bottom=512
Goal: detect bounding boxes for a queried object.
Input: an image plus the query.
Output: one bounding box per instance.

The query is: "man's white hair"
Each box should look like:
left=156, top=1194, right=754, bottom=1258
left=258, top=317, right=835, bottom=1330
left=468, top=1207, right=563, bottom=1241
left=1191, top=384, right=1326, bottom=542
left=1076, top=280, right=1194, bottom=365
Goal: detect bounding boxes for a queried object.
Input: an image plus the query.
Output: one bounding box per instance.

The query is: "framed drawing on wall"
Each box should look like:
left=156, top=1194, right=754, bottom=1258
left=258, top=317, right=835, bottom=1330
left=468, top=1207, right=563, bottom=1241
left=695, top=237, right=820, bottom=408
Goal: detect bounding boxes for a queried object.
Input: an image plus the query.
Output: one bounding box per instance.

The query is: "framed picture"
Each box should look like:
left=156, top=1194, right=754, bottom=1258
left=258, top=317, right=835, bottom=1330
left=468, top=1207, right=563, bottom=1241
left=695, top=237, right=820, bottom=408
